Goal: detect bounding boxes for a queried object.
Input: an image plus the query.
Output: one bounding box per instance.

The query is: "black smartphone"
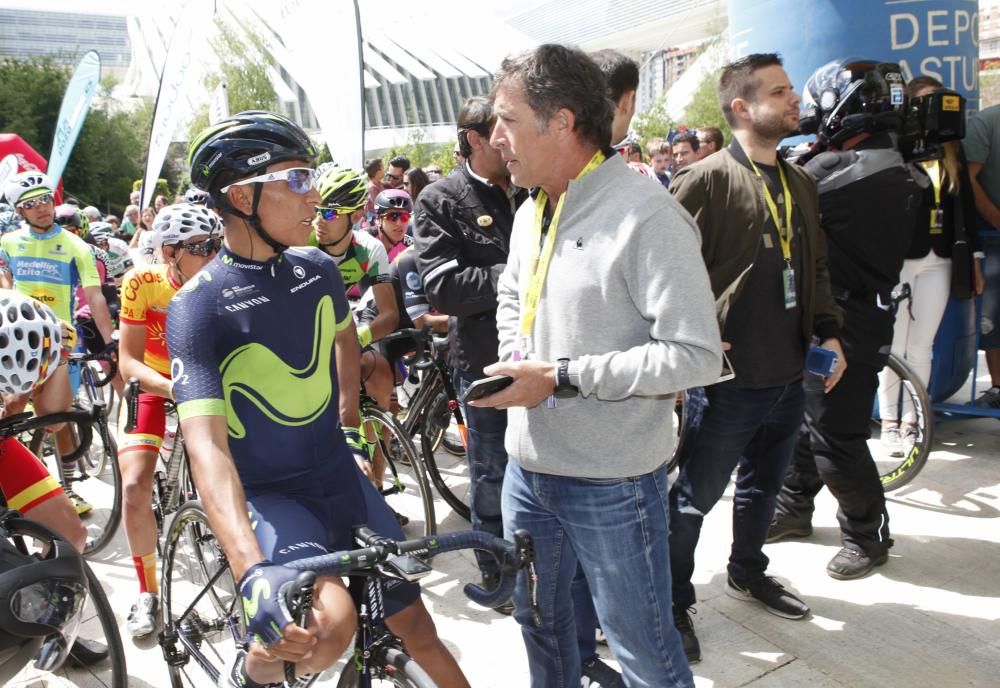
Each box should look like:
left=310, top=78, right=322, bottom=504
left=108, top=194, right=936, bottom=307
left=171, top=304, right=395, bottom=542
left=386, top=554, right=433, bottom=582
left=460, top=374, right=514, bottom=403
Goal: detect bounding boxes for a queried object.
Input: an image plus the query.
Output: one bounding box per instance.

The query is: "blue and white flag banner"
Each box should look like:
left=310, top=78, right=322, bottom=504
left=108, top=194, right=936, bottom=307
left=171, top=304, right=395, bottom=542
left=48, top=50, right=101, bottom=186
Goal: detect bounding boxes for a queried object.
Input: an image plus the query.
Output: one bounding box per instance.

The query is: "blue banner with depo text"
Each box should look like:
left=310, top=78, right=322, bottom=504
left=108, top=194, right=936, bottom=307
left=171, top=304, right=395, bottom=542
left=48, top=50, right=101, bottom=186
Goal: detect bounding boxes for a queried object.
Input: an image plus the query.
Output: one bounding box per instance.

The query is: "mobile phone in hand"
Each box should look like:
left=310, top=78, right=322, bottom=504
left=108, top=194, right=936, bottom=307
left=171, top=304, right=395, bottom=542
left=460, top=374, right=514, bottom=403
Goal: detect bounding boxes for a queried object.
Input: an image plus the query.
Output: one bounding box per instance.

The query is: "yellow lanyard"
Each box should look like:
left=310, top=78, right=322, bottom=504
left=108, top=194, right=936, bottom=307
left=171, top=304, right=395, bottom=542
left=746, top=158, right=794, bottom=264
left=922, top=160, right=943, bottom=207
left=519, top=150, right=605, bottom=351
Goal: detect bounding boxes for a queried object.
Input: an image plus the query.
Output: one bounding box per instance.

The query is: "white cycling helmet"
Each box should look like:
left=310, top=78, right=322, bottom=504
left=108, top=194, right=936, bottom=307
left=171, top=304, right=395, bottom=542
left=152, top=203, right=221, bottom=249
left=3, top=171, right=53, bottom=207
left=88, top=221, right=114, bottom=242
left=183, top=187, right=209, bottom=205
left=0, top=290, right=63, bottom=395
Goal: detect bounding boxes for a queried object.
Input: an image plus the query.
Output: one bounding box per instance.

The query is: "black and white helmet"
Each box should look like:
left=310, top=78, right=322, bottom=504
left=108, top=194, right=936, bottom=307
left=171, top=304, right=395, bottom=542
left=3, top=171, right=53, bottom=207
left=0, top=290, right=63, bottom=395
left=183, top=187, right=209, bottom=205
left=88, top=222, right=114, bottom=243
left=152, top=203, right=221, bottom=249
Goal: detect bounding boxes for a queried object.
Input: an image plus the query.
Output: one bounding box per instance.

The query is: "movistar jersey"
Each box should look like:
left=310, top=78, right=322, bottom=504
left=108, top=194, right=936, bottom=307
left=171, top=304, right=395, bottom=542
left=166, top=246, right=356, bottom=492
left=309, top=229, right=390, bottom=294
left=0, top=225, right=100, bottom=322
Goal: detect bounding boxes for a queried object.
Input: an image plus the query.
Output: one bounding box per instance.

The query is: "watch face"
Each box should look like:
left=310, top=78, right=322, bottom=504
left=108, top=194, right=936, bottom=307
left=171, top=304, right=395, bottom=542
left=554, top=387, right=578, bottom=399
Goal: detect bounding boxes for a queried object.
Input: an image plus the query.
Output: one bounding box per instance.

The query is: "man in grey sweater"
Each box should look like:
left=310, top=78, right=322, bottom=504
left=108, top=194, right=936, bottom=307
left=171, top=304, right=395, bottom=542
left=471, top=44, right=721, bottom=688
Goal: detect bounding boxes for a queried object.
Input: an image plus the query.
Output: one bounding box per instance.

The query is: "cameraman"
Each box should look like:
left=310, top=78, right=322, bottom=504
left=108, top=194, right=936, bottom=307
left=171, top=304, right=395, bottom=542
left=770, top=60, right=920, bottom=580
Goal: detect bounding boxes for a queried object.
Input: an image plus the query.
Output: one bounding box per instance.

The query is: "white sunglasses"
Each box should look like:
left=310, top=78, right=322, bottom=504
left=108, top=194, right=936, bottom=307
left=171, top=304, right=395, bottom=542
left=220, top=167, right=317, bottom=195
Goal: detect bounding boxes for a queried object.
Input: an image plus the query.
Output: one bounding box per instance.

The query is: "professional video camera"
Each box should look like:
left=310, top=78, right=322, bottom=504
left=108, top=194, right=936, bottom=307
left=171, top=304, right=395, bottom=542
left=898, top=89, right=967, bottom=162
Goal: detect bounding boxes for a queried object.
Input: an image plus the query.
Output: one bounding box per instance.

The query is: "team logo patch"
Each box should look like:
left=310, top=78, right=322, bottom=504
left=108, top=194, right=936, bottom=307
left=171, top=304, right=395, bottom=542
left=405, top=271, right=422, bottom=291
left=247, top=152, right=271, bottom=167
left=293, top=265, right=306, bottom=279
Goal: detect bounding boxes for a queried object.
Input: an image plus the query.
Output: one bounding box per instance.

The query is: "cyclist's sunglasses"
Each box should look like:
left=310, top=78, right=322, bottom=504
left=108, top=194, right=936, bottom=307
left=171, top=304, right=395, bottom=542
left=17, top=194, right=54, bottom=210
left=315, top=206, right=348, bottom=221
left=220, top=167, right=317, bottom=195
left=383, top=211, right=410, bottom=223
left=173, top=237, right=222, bottom=256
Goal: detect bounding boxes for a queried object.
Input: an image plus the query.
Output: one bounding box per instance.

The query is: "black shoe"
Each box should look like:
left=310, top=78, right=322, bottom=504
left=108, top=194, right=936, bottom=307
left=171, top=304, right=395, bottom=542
left=765, top=514, right=813, bottom=543
left=726, top=575, right=810, bottom=619
left=66, top=637, right=110, bottom=667
left=826, top=547, right=889, bottom=580
left=581, top=654, right=624, bottom=687
left=482, top=571, right=513, bottom=615
left=672, top=605, right=701, bottom=664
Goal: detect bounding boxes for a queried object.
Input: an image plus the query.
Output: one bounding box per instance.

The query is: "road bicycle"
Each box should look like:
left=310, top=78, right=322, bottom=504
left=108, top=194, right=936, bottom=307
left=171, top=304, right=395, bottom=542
left=157, top=498, right=536, bottom=687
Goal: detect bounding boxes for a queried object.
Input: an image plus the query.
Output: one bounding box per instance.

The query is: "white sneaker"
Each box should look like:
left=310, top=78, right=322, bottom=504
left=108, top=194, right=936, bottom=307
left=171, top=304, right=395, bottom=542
left=880, top=425, right=903, bottom=458
left=901, top=425, right=919, bottom=448
left=126, top=592, right=159, bottom=638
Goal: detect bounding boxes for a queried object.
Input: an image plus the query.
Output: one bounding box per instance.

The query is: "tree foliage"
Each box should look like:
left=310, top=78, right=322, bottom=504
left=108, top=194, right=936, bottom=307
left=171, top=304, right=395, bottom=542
left=382, top=128, right=457, bottom=174
left=682, top=68, right=731, bottom=143
left=0, top=55, right=149, bottom=215
left=632, top=92, right=674, bottom=146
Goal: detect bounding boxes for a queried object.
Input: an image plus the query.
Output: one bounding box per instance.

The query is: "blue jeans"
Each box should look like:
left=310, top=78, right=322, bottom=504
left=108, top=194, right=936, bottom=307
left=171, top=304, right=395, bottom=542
left=979, top=234, right=1000, bottom=350
left=454, top=369, right=508, bottom=576
left=503, top=460, right=693, bottom=688
left=669, top=381, right=805, bottom=609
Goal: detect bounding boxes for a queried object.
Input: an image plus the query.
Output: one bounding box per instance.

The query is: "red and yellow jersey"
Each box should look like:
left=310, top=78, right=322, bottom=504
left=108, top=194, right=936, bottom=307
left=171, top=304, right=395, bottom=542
left=120, top=264, right=180, bottom=376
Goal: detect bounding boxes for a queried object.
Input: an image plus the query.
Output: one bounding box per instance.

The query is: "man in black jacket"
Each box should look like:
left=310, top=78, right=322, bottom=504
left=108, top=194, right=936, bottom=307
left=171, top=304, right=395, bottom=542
left=413, top=96, right=527, bottom=595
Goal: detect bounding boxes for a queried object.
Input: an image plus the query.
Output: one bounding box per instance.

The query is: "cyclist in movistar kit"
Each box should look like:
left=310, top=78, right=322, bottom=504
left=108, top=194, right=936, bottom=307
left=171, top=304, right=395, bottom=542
left=171, top=111, right=469, bottom=688
left=309, top=166, right=398, bottom=483
left=118, top=203, right=221, bottom=639
left=0, top=172, right=117, bottom=513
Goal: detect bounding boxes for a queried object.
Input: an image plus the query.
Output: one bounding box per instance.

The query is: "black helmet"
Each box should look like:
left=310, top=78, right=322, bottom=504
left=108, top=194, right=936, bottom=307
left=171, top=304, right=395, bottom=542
left=54, top=204, right=81, bottom=229
left=374, top=189, right=413, bottom=215
left=0, top=517, right=89, bottom=681
left=187, top=110, right=317, bottom=195
left=799, top=58, right=908, bottom=147
left=187, top=110, right=317, bottom=254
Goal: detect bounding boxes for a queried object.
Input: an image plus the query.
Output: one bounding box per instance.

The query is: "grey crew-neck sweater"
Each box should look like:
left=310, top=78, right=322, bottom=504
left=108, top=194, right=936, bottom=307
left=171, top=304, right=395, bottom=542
left=496, top=153, right=722, bottom=479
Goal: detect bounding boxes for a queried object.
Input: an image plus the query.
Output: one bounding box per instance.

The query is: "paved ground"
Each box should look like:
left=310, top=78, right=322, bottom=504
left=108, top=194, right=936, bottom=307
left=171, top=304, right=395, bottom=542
left=19, top=374, right=1000, bottom=686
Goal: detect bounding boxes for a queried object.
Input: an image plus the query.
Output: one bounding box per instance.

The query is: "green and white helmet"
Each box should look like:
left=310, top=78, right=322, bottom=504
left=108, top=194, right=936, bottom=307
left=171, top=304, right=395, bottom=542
left=316, top=166, right=368, bottom=213
left=3, top=171, right=53, bottom=207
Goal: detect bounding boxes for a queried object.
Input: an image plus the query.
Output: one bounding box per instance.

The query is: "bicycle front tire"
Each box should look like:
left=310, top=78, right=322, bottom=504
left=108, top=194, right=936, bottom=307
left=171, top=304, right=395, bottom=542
left=335, top=646, right=436, bottom=688
left=872, top=354, right=933, bottom=491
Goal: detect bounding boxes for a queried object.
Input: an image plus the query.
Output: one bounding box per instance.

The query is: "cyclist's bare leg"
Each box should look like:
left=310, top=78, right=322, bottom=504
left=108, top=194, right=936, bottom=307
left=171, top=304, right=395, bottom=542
left=22, top=491, right=87, bottom=551
left=120, top=448, right=158, bottom=579
left=244, top=574, right=357, bottom=683
left=32, top=366, right=74, bottom=447
left=386, top=598, right=470, bottom=687
left=988, top=349, right=1000, bottom=386
left=361, top=350, right=394, bottom=485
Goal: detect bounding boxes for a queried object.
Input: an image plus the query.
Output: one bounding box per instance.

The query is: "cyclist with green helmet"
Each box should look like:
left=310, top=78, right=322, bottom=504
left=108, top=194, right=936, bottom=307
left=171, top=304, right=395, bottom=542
left=310, top=166, right=399, bottom=484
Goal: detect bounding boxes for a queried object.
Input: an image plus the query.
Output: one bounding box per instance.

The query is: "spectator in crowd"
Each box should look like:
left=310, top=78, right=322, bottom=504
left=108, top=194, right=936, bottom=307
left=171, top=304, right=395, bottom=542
left=105, top=214, right=121, bottom=234
left=129, top=189, right=141, bottom=205
left=668, top=53, right=844, bottom=664
left=673, top=131, right=701, bottom=170
left=153, top=194, right=169, bottom=212
left=626, top=141, right=643, bottom=163
left=877, top=75, right=984, bottom=449
left=403, top=167, right=431, bottom=203
left=82, top=205, right=102, bottom=223
left=477, top=43, right=720, bottom=687
left=647, top=138, right=672, bottom=188
left=453, top=143, right=465, bottom=168
left=962, top=100, right=1000, bottom=406
left=129, top=207, right=156, bottom=249
left=120, top=204, right=140, bottom=238
left=425, top=164, right=443, bottom=182
left=364, top=157, right=385, bottom=226
left=591, top=49, right=639, bottom=150
left=770, top=58, right=919, bottom=581
left=698, top=126, right=725, bottom=157
left=414, top=95, right=529, bottom=617
left=384, top=155, right=410, bottom=190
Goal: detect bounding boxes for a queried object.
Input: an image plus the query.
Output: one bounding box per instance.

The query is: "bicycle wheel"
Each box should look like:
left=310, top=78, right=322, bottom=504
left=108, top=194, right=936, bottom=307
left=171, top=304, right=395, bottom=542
left=6, top=539, right=127, bottom=687
left=335, top=645, right=436, bottom=688
left=421, top=383, right=466, bottom=458
left=160, top=501, right=242, bottom=688
left=364, top=407, right=436, bottom=536
left=28, top=418, right=122, bottom=557
left=871, top=354, right=933, bottom=491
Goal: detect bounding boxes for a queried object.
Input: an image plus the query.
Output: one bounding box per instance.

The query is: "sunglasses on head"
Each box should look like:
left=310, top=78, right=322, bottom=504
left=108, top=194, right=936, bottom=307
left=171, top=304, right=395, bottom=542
left=220, top=167, right=317, bottom=195
left=383, top=211, right=410, bottom=223
left=18, top=194, right=54, bottom=210
left=315, top=206, right=349, bottom=221
left=173, top=237, right=222, bottom=256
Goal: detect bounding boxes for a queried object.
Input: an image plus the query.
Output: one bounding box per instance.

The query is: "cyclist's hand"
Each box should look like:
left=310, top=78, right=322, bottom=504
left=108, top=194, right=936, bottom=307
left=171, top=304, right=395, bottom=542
left=58, top=319, right=78, bottom=353
left=357, top=324, right=373, bottom=349
left=237, top=561, right=300, bottom=647
left=247, top=622, right=315, bottom=664
left=343, top=426, right=373, bottom=479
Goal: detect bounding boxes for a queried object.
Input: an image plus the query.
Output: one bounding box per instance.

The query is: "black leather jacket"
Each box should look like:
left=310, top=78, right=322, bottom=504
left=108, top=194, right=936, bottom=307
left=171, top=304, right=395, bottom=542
left=413, top=163, right=527, bottom=377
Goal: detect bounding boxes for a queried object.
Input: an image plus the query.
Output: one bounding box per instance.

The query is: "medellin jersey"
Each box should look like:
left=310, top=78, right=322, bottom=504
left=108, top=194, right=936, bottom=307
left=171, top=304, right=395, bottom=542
left=0, top=225, right=100, bottom=322
left=166, top=246, right=359, bottom=496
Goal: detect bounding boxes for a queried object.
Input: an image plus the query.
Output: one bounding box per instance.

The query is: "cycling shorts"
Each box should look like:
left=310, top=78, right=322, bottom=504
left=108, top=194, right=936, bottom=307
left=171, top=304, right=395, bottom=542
left=118, top=392, right=168, bottom=454
left=246, top=464, right=420, bottom=619
left=0, top=438, right=62, bottom=513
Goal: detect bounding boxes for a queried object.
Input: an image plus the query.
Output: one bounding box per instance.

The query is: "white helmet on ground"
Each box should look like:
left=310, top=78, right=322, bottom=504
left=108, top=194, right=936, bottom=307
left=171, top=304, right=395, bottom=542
left=3, top=171, right=53, bottom=207
left=0, top=290, right=63, bottom=394
left=152, top=203, right=221, bottom=249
